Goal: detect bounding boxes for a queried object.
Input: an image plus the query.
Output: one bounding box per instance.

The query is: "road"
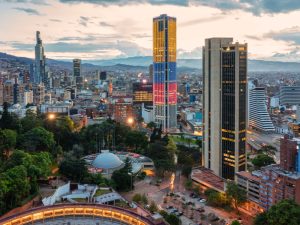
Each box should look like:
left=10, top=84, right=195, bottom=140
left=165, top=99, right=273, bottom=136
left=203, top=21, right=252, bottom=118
left=247, top=129, right=282, bottom=163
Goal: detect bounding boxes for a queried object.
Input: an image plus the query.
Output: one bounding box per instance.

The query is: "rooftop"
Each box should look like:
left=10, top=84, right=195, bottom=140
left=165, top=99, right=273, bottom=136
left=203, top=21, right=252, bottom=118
left=191, top=167, right=225, bottom=192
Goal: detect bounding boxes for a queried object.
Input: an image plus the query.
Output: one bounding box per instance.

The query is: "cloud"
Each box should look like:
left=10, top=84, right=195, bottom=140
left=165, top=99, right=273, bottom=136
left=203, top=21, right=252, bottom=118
left=50, top=19, right=62, bottom=22
left=244, top=35, right=263, bottom=41
left=178, top=47, right=202, bottom=59
left=59, top=0, right=189, bottom=6
left=78, top=16, right=90, bottom=26
left=99, top=21, right=113, bottom=27
left=180, top=15, right=225, bottom=27
left=10, top=40, right=151, bottom=58
left=13, top=7, right=41, bottom=15
left=270, top=47, right=300, bottom=61
left=57, top=0, right=300, bottom=15
left=2, top=0, right=49, bottom=5
left=264, top=26, right=300, bottom=45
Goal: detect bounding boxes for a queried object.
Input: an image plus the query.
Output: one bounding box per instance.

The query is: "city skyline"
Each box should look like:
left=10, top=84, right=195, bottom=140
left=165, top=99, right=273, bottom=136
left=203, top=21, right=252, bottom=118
left=1, top=1, right=300, bottom=62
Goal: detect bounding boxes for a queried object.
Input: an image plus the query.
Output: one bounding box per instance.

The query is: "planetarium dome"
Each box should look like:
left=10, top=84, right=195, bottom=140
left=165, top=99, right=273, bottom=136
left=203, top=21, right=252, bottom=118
left=91, top=150, right=124, bottom=176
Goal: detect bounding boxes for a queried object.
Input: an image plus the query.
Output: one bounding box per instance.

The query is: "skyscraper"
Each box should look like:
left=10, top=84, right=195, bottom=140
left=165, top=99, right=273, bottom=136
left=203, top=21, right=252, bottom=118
left=203, top=38, right=247, bottom=180
left=73, top=59, right=81, bottom=77
left=73, top=59, right=82, bottom=89
left=153, top=14, right=177, bottom=132
left=248, top=80, right=275, bottom=133
left=34, top=31, right=46, bottom=84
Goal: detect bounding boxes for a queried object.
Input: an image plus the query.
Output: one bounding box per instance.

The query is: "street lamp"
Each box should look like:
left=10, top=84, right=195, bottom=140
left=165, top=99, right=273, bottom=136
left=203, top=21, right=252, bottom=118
left=48, top=113, right=56, bottom=120
left=127, top=117, right=134, bottom=126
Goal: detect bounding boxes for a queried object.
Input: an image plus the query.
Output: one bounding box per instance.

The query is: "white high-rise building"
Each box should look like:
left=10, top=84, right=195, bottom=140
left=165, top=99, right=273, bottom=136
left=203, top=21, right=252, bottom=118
left=23, top=90, right=33, bottom=106
left=248, top=81, right=275, bottom=133
left=202, top=38, right=247, bottom=180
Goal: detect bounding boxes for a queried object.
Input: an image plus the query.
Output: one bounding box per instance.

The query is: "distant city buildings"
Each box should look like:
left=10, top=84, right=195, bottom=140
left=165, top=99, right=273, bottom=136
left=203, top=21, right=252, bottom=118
left=34, top=31, right=46, bottom=84
left=100, top=71, right=107, bottom=81
left=153, top=14, right=177, bottom=132
left=202, top=38, right=247, bottom=180
left=280, top=85, right=300, bottom=106
left=248, top=80, right=275, bottom=132
left=237, top=135, right=300, bottom=212
left=133, top=81, right=153, bottom=105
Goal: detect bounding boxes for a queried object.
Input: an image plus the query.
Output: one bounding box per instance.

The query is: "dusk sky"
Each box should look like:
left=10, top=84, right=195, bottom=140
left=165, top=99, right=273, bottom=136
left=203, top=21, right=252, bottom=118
left=1, top=0, right=300, bottom=62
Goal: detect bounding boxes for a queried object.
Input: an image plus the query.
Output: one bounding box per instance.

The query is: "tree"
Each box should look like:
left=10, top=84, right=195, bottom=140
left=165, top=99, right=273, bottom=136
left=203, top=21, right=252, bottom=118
left=166, top=137, right=177, bottom=155
left=254, top=212, right=268, bottom=225
left=145, top=141, right=175, bottom=176
left=72, top=144, right=84, bottom=159
left=132, top=193, right=142, bottom=203
left=0, top=129, right=17, bottom=160
left=267, top=199, right=300, bottom=225
left=59, top=158, right=88, bottom=182
left=252, top=154, right=275, bottom=168
left=111, top=169, right=132, bottom=191
left=1, top=165, right=30, bottom=209
left=18, top=127, right=55, bottom=152
left=141, top=193, right=148, bottom=205
left=182, top=165, right=192, bottom=177
left=0, top=102, right=21, bottom=131
left=125, top=130, right=148, bottom=152
left=231, top=221, right=241, bottom=225
left=149, top=201, right=158, bottom=213
left=226, top=182, right=247, bottom=212
left=147, top=122, right=156, bottom=129
left=20, top=110, right=42, bottom=132
left=165, top=214, right=181, bottom=225
left=185, top=179, right=193, bottom=190
left=258, top=145, right=277, bottom=156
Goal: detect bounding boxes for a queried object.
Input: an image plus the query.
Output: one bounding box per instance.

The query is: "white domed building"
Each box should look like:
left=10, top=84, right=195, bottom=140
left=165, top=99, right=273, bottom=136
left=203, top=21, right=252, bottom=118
left=85, top=150, right=125, bottom=178
left=84, top=150, right=154, bottom=178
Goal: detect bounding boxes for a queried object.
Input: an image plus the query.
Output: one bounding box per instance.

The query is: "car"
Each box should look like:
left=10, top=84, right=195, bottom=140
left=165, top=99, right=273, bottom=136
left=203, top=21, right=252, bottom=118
left=166, top=206, right=173, bottom=209
left=211, top=217, right=220, bottom=222
left=170, top=208, right=178, bottom=213
left=198, top=198, right=203, bottom=201
left=199, top=199, right=206, bottom=203
left=196, top=208, right=205, bottom=213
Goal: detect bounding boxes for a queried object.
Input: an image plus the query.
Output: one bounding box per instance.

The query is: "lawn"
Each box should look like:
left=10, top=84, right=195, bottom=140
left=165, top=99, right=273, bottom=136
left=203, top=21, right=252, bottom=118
left=170, top=135, right=197, bottom=145
left=94, top=189, right=111, bottom=197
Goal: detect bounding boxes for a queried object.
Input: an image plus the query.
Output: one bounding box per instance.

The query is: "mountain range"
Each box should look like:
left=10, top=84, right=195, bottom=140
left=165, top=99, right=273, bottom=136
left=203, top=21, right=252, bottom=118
left=1, top=52, right=300, bottom=73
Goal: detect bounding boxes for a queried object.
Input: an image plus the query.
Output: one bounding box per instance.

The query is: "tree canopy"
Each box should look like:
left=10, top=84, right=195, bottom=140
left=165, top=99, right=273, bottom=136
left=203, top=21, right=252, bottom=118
left=18, top=127, right=55, bottom=152
left=226, top=182, right=247, bottom=211
left=254, top=199, right=300, bottom=225
left=252, top=154, right=275, bottom=168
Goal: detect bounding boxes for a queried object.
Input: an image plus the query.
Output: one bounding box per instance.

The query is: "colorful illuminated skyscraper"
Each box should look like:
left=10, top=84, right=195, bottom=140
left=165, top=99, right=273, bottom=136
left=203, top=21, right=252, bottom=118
left=153, top=14, right=177, bottom=132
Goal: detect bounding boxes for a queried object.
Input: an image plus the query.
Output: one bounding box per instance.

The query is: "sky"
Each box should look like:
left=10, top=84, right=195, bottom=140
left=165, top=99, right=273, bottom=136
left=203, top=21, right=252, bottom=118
left=1, top=0, right=300, bottom=62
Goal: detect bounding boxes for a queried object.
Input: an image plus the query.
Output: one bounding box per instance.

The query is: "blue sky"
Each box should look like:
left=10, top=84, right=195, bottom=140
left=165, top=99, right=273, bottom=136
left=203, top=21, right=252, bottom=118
left=1, top=0, right=300, bottom=61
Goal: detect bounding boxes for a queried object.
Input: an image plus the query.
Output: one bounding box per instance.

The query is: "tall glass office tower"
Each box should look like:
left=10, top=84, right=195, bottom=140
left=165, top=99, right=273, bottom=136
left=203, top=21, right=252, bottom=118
left=34, top=31, right=46, bottom=84
left=153, top=14, right=177, bottom=132
left=203, top=38, right=247, bottom=180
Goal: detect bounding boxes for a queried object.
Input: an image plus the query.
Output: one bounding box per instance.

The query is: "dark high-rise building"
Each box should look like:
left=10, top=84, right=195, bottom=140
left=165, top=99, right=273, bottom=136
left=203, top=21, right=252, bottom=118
left=203, top=38, right=247, bottom=180
left=73, top=59, right=81, bottom=77
left=34, top=31, right=46, bottom=84
left=73, top=59, right=82, bottom=89
left=13, top=77, right=19, bottom=104
left=30, top=63, right=34, bottom=83
left=100, top=71, right=107, bottom=81
left=133, top=82, right=153, bottom=105
left=153, top=14, right=177, bottom=132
